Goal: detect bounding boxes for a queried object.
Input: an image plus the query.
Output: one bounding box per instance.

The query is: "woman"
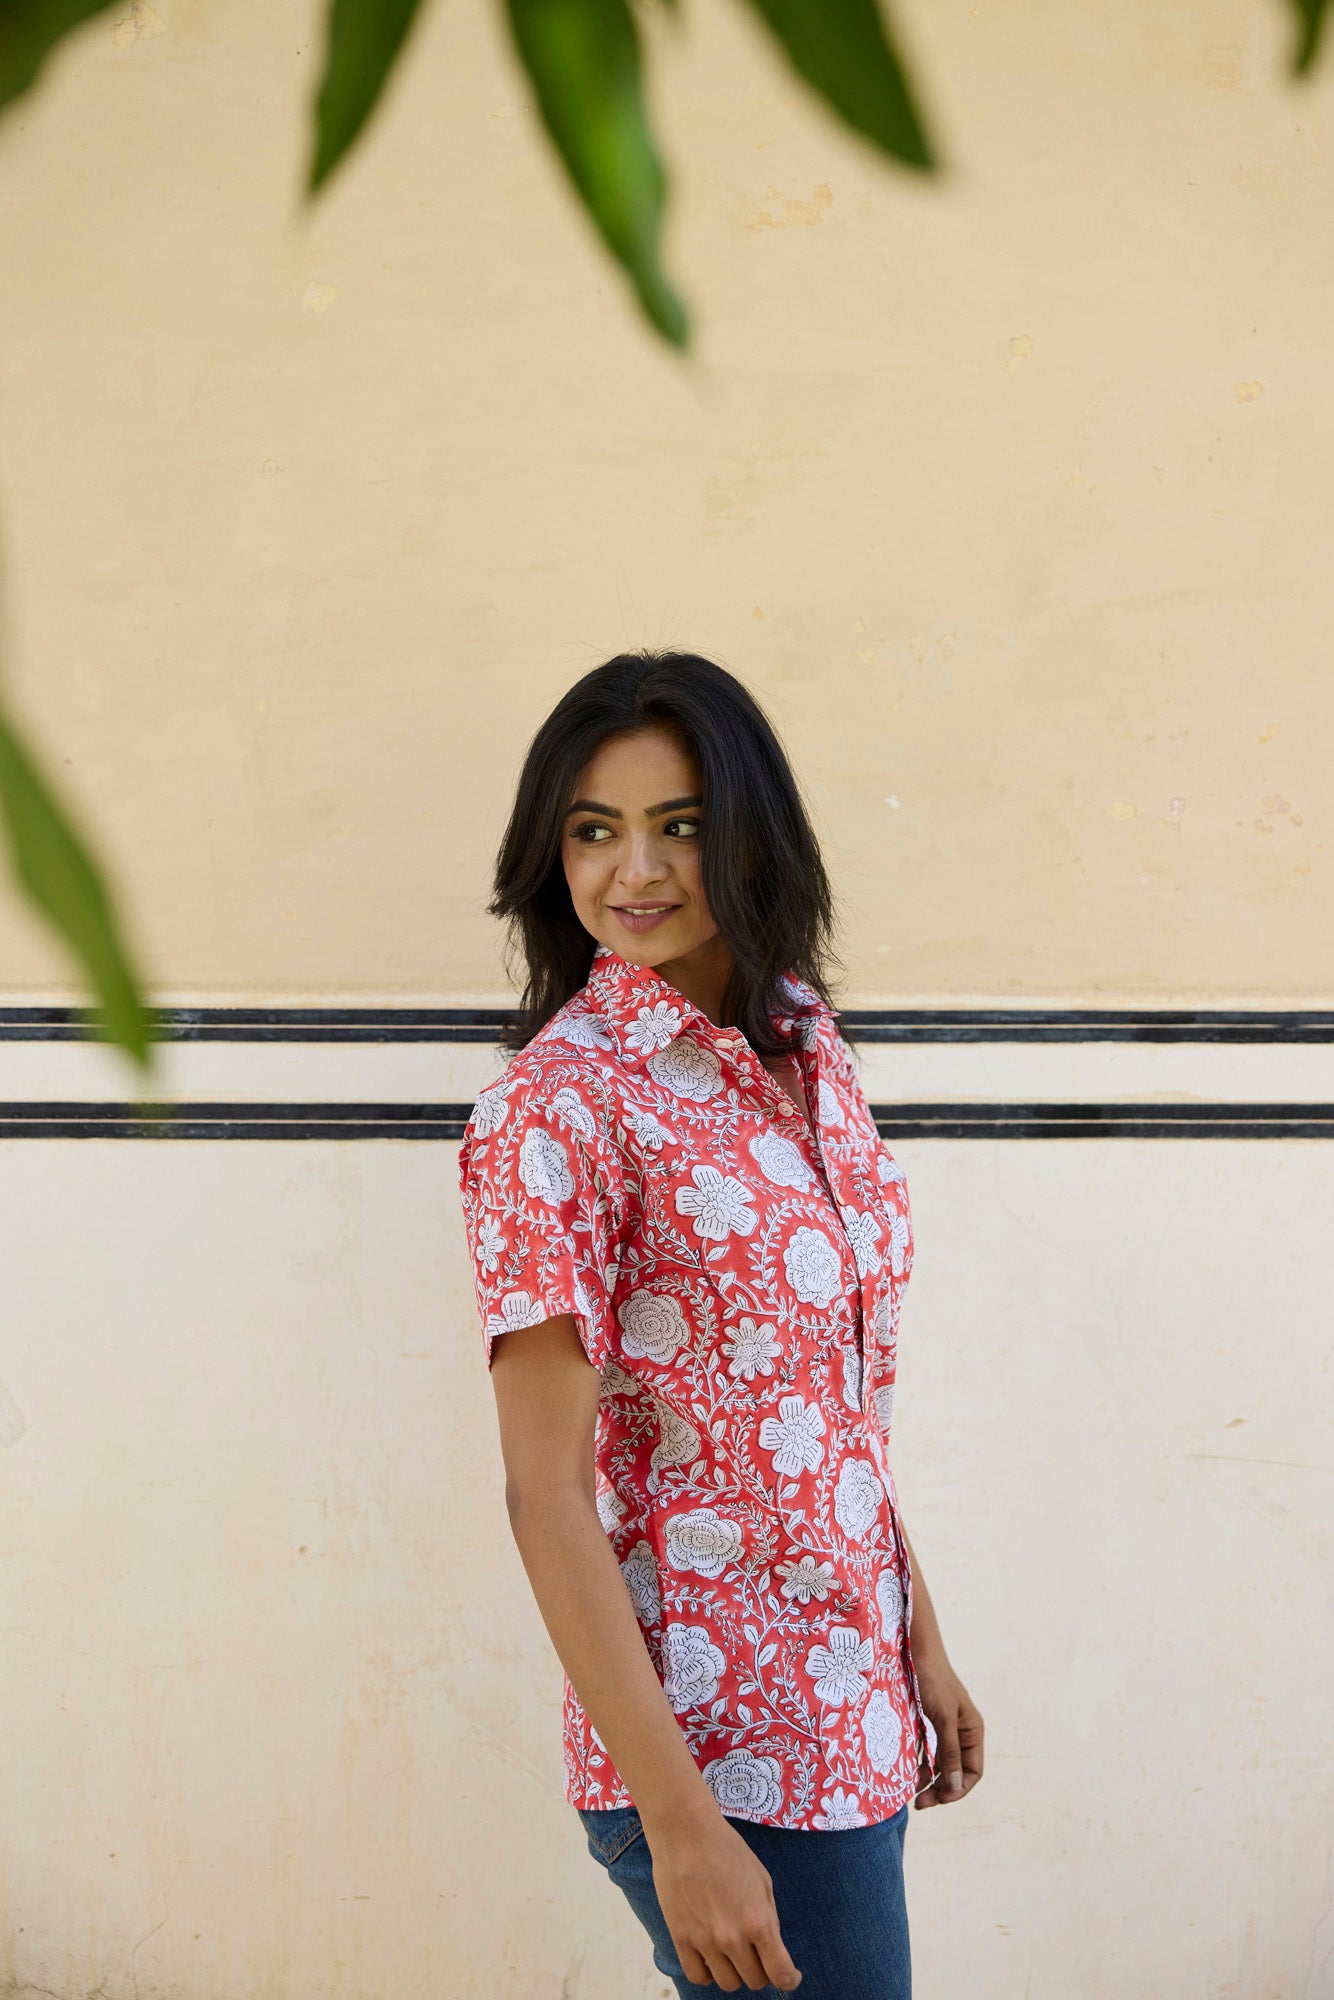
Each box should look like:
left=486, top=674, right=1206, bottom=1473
left=458, top=651, right=983, bottom=1998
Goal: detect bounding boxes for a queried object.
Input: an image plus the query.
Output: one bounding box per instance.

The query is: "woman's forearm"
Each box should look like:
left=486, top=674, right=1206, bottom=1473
left=506, top=1484, right=720, bottom=1835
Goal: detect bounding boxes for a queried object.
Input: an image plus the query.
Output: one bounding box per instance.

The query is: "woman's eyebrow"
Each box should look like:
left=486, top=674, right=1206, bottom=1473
left=566, top=795, right=702, bottom=819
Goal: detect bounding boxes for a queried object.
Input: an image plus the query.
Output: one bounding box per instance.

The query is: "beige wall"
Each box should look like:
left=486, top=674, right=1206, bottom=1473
left=1, top=4, right=1331, bottom=1999
left=0, top=0, right=1331, bottom=1004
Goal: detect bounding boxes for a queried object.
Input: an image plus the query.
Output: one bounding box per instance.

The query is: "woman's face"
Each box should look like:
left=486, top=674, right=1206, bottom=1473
left=562, top=725, right=720, bottom=971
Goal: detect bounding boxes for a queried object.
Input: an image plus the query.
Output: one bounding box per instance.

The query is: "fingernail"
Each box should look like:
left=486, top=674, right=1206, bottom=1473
left=947, top=1771, right=963, bottom=1792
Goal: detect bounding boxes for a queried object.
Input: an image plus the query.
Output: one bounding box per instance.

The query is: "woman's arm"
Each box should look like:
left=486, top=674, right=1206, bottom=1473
left=490, top=1313, right=802, bottom=1992
left=901, top=1523, right=985, bottom=1809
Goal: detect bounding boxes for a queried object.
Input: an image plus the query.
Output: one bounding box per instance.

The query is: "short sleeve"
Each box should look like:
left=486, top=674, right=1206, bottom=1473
left=457, top=1065, right=618, bottom=1374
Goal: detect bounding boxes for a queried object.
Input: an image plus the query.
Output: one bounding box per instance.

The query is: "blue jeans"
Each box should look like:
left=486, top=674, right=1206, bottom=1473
left=576, top=1802, right=911, bottom=1999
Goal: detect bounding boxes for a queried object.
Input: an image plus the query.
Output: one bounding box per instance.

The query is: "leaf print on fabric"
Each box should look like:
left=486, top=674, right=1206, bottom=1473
left=721, top=1316, right=781, bottom=1381
left=833, top=1458, right=882, bottom=1541
left=886, top=1210, right=912, bottom=1277
left=649, top=1407, right=701, bottom=1489
left=469, top=1082, right=509, bottom=1138
left=484, top=1290, right=551, bottom=1339
left=646, top=1036, right=723, bottom=1102
left=674, top=1165, right=758, bottom=1241
left=662, top=1624, right=727, bottom=1714
left=877, top=1147, right=906, bottom=1185
left=839, top=1206, right=883, bottom=1278
left=476, top=1217, right=506, bottom=1274
left=624, top=1000, right=683, bottom=1055
left=806, top=1625, right=875, bottom=1706
left=600, top=1356, right=641, bottom=1399
left=664, top=1506, right=744, bottom=1578
left=552, top=1009, right=615, bottom=1051
left=758, top=1394, right=826, bottom=1477
left=817, top=1078, right=845, bottom=1128
left=703, top=1747, right=785, bottom=1818
left=748, top=1129, right=813, bottom=1190
left=813, top=1786, right=868, bottom=1830
left=620, top=1540, right=663, bottom=1626
left=863, top=1688, right=904, bottom=1774
left=775, top=1554, right=836, bottom=1603
left=872, top=1290, right=900, bottom=1350
left=875, top=1563, right=905, bottom=1635
left=549, top=1086, right=597, bottom=1138
left=618, top=1290, right=688, bottom=1364
left=874, top=1381, right=896, bottom=1432
left=841, top=1345, right=863, bottom=1411
left=782, top=1226, right=842, bottom=1307
left=626, top=1103, right=672, bottom=1151
left=517, top=1126, right=576, bottom=1205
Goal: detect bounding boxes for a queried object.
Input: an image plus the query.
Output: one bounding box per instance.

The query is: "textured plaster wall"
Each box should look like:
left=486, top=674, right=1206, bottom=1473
left=0, top=0, right=1330, bottom=1002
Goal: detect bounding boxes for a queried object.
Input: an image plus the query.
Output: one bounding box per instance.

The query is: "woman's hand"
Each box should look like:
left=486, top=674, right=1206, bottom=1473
left=644, top=1806, right=803, bottom=1992
left=913, top=1652, right=984, bottom=1810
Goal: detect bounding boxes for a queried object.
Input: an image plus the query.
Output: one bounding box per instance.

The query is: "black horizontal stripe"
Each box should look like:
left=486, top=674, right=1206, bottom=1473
left=0, top=1101, right=1330, bottom=1139
left=1, top=1006, right=1333, bottom=1044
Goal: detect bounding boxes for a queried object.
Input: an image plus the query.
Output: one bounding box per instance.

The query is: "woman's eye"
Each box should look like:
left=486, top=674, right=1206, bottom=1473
left=664, top=817, right=701, bottom=838
left=573, top=822, right=613, bottom=843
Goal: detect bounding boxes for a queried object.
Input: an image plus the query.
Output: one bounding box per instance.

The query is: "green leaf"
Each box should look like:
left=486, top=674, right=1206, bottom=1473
left=504, top=0, right=688, bottom=347
left=0, top=0, right=117, bottom=117
left=0, top=701, right=151, bottom=1067
left=307, top=0, right=431, bottom=195
left=1288, top=0, right=1329, bottom=72
left=734, top=0, right=935, bottom=171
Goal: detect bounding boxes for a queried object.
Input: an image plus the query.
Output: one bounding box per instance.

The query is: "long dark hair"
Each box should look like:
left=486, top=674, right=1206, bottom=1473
left=489, top=651, right=842, bottom=1054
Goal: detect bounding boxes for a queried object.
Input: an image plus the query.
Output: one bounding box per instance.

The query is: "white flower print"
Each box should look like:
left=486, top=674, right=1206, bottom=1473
left=862, top=1689, right=904, bottom=1775
left=518, top=1126, right=575, bottom=1205
left=662, top=1624, right=726, bottom=1714
left=599, top=1357, right=641, bottom=1399
left=625, top=1001, right=683, bottom=1055
left=841, top=1345, right=863, bottom=1411
left=646, top=1037, right=723, bottom=1102
left=620, top=1540, right=663, bottom=1626
left=805, top=1625, right=874, bottom=1706
left=649, top=1407, right=701, bottom=1486
left=618, top=1290, right=688, bottom=1364
left=626, top=1104, right=672, bottom=1151
left=814, top=1786, right=868, bottom=1831
left=775, top=1554, right=836, bottom=1603
left=476, top=1217, right=506, bottom=1274
left=833, top=1458, right=882, bottom=1541
left=782, top=1226, right=842, bottom=1306
left=469, top=1082, right=509, bottom=1138
left=875, top=1564, right=905, bottom=1635
left=840, top=1206, right=883, bottom=1278
left=703, top=1748, right=785, bottom=1818
left=484, top=1290, right=549, bottom=1339
left=872, top=1289, right=900, bottom=1349
left=553, top=1010, right=614, bottom=1051
left=873, top=1381, right=896, bottom=1432
left=595, top=1483, right=627, bottom=1534
left=759, top=1394, right=826, bottom=1477
left=674, top=1165, right=758, bottom=1242
left=721, top=1316, right=781, bottom=1382
left=549, top=1086, right=597, bottom=1138
left=887, top=1211, right=912, bottom=1277
left=877, top=1148, right=905, bottom=1186
left=817, top=1078, right=845, bottom=1128
left=664, top=1507, right=744, bottom=1579
left=748, top=1129, right=813, bottom=1190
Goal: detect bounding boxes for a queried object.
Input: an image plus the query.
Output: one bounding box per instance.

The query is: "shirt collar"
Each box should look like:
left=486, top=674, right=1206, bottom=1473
left=581, top=942, right=837, bottom=1066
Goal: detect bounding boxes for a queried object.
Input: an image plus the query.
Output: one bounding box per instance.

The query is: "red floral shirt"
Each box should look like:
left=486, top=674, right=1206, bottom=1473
left=458, top=944, right=938, bottom=1830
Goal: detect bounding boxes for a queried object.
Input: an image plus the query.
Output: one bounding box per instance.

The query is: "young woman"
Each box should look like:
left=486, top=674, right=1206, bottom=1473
left=458, top=652, right=983, bottom=1998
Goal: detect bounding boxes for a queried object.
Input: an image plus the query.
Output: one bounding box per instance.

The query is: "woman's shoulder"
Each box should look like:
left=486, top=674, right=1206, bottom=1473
left=461, top=1000, right=626, bottom=1157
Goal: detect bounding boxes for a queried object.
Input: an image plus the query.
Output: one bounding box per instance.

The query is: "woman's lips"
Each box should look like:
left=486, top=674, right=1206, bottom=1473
left=610, top=904, right=680, bottom=935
